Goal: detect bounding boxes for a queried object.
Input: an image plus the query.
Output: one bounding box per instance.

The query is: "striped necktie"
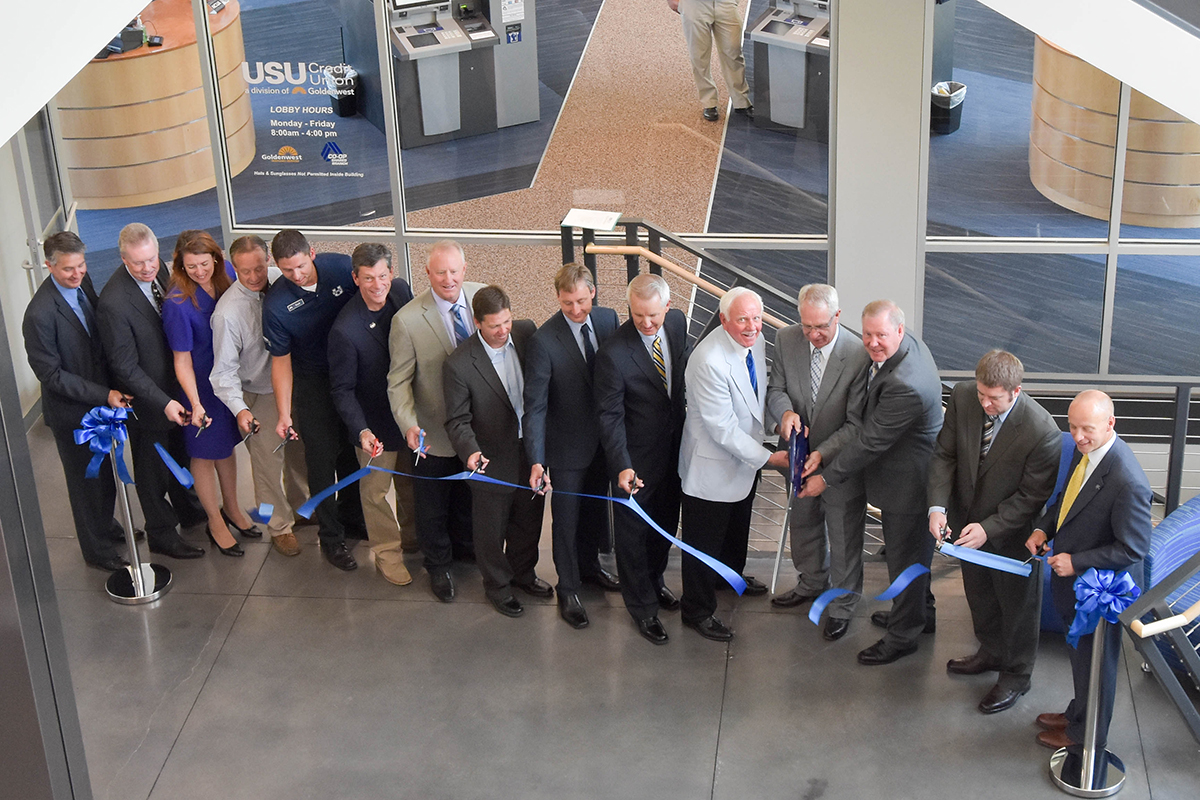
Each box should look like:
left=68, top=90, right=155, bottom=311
left=810, top=347, right=823, bottom=404
left=652, top=335, right=668, bottom=393
left=980, top=414, right=998, bottom=461
left=1056, top=454, right=1090, bottom=529
left=451, top=305, right=471, bottom=345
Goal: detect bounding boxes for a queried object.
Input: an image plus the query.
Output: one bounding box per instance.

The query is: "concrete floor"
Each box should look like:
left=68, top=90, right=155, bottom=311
left=26, top=421, right=1200, bottom=800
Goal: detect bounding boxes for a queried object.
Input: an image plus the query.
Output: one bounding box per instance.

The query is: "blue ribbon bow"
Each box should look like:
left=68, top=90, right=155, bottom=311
left=74, top=406, right=134, bottom=483
left=1066, top=568, right=1141, bottom=648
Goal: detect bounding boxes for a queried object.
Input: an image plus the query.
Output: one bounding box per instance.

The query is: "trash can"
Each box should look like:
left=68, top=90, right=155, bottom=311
left=931, top=80, right=966, bottom=135
left=325, top=65, right=359, bottom=117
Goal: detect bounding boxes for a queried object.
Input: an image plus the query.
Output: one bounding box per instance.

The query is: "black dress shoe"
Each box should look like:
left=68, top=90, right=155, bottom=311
left=513, top=576, right=554, bottom=598
left=206, top=526, right=245, bottom=557
left=741, top=575, right=768, bottom=596
left=857, top=638, right=918, bottom=665
left=490, top=594, right=524, bottom=618
left=637, top=616, right=669, bottom=645
left=558, top=592, right=589, bottom=629
left=702, top=107, right=719, bottom=121
left=221, top=509, right=263, bottom=538
left=429, top=569, right=455, bottom=602
left=772, top=587, right=822, bottom=608
left=657, top=585, right=680, bottom=611
left=320, top=541, right=358, bottom=571
left=685, top=615, right=733, bottom=642
left=148, top=534, right=205, bottom=559
left=581, top=568, right=621, bottom=592
left=947, top=653, right=1001, bottom=675
left=86, top=554, right=130, bottom=572
left=978, top=683, right=1029, bottom=714
left=733, top=105, right=755, bottom=119
left=870, top=610, right=936, bottom=634
left=822, top=617, right=850, bottom=641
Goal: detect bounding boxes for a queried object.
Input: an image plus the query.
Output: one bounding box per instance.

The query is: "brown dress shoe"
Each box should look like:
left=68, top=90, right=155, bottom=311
left=1036, top=728, right=1075, bottom=749
left=373, top=549, right=413, bottom=586
left=271, top=532, right=302, bottom=557
left=1036, top=712, right=1069, bottom=731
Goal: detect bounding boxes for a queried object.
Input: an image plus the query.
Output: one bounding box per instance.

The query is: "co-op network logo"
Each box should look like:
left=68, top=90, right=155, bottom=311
left=322, top=142, right=348, bottom=166
left=262, top=146, right=302, bottom=163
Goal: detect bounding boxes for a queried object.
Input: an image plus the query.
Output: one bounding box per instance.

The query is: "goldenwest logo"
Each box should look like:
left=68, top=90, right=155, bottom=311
left=261, top=146, right=303, bottom=162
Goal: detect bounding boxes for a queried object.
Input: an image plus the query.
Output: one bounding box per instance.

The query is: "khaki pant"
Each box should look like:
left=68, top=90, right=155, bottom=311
left=356, top=449, right=418, bottom=555
left=242, top=391, right=306, bottom=537
left=680, top=0, right=751, bottom=110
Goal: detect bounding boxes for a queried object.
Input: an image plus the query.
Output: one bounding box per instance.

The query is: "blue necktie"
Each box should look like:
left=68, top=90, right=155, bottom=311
left=746, top=351, right=757, bottom=395
left=451, top=305, right=471, bottom=345
left=75, top=289, right=93, bottom=335
left=581, top=323, right=595, bottom=372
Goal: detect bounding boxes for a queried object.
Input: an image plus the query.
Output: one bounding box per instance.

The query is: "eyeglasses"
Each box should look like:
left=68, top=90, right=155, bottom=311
left=800, top=318, right=835, bottom=333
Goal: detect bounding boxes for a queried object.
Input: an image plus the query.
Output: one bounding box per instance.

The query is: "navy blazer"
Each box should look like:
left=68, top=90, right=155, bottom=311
left=22, top=273, right=112, bottom=431
left=522, top=306, right=619, bottom=470
left=443, top=321, right=537, bottom=491
left=96, top=263, right=177, bottom=429
left=593, top=309, right=689, bottom=485
left=328, top=279, right=414, bottom=452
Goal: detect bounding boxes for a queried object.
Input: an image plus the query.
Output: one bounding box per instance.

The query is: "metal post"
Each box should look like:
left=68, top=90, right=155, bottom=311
left=581, top=228, right=597, bottom=283
left=104, top=446, right=171, bottom=605
left=624, top=223, right=640, bottom=284
left=1163, top=384, right=1190, bottom=514
left=770, top=482, right=794, bottom=594
left=560, top=225, right=574, bottom=265
left=1049, top=618, right=1126, bottom=797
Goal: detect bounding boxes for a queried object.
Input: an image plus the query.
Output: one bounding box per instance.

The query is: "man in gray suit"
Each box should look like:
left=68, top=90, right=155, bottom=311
left=387, top=241, right=486, bottom=601
left=800, top=300, right=942, bottom=665
left=766, top=284, right=870, bottom=641
left=928, top=350, right=1061, bottom=714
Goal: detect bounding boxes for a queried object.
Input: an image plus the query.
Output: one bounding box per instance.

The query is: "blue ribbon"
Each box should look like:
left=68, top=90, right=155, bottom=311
left=153, top=442, right=195, bottom=489
left=936, top=541, right=1032, bottom=577
left=808, top=564, right=931, bottom=625
left=297, top=465, right=748, bottom=594
left=1066, top=568, right=1141, bottom=648
left=250, top=503, right=274, bottom=525
left=73, top=406, right=134, bottom=483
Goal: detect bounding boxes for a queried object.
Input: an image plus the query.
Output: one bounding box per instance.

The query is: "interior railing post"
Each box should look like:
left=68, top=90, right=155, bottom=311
left=624, top=223, right=640, bottom=283
left=648, top=229, right=662, bottom=271
left=1165, top=384, right=1191, bottom=514
left=560, top=225, right=574, bottom=266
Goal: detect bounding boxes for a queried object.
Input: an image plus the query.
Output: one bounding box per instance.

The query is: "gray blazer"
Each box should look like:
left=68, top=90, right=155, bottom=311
left=766, top=323, right=869, bottom=503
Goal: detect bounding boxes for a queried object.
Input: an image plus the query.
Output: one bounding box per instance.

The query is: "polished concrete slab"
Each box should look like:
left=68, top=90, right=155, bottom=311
left=28, top=422, right=1200, bottom=800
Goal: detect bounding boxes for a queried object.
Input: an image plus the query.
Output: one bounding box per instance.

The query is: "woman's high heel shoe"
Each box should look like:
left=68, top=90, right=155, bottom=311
left=221, top=508, right=263, bottom=538
left=206, top=525, right=245, bottom=557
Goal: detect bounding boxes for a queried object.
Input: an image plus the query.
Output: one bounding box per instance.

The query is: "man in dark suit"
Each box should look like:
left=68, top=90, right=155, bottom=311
left=96, top=223, right=206, bottom=559
left=1026, top=390, right=1151, bottom=767
left=595, top=274, right=690, bottom=644
left=800, top=300, right=943, bottom=665
left=927, top=350, right=1061, bottom=714
left=443, top=286, right=548, bottom=617
left=328, top=243, right=415, bottom=586
left=766, top=283, right=870, bottom=641
left=23, top=232, right=132, bottom=570
left=523, top=263, right=621, bottom=629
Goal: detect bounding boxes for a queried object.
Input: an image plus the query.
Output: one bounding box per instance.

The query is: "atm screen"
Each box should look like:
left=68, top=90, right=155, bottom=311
left=763, top=20, right=794, bottom=36
left=408, top=32, right=440, bottom=47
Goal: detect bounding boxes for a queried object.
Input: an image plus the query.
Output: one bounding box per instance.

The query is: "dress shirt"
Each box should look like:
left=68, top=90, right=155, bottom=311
left=1078, top=433, right=1118, bottom=486
left=433, top=290, right=475, bottom=344
left=52, top=277, right=89, bottom=333
left=481, top=333, right=524, bottom=437
left=565, top=315, right=595, bottom=361
left=637, top=328, right=673, bottom=396
left=929, top=402, right=1017, bottom=517
left=211, top=279, right=274, bottom=416
left=127, top=266, right=159, bottom=312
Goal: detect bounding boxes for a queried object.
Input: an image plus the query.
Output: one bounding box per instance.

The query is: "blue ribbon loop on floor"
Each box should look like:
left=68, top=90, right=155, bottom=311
left=250, top=503, right=274, bottom=525
left=1067, top=568, right=1140, bottom=648
left=74, top=407, right=134, bottom=483
left=297, top=464, right=748, bottom=594
left=807, top=563, right=931, bottom=625
left=936, top=541, right=1032, bottom=577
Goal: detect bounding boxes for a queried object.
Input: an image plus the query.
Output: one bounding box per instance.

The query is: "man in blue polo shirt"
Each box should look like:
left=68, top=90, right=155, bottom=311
left=264, top=230, right=367, bottom=570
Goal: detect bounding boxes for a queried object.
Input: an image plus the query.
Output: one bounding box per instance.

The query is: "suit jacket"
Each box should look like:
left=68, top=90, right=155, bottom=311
left=927, top=382, right=1062, bottom=558
left=823, top=330, right=943, bottom=513
left=96, top=263, right=176, bottom=429
left=522, top=307, right=619, bottom=470
left=328, top=279, right=414, bottom=452
left=443, top=321, right=537, bottom=491
left=1036, top=436, right=1152, bottom=611
left=594, top=310, right=689, bottom=485
left=766, top=323, right=869, bottom=503
left=678, top=326, right=770, bottom=502
left=23, top=274, right=112, bottom=431
left=387, top=282, right=486, bottom=457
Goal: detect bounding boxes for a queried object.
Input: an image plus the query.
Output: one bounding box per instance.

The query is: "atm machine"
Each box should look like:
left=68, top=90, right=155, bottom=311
left=748, top=0, right=830, bottom=142
left=388, top=0, right=539, bottom=149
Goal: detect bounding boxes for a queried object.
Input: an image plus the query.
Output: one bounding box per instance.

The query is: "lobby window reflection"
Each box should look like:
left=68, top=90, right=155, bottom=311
left=1117, top=95, right=1200, bottom=242
left=1110, top=256, right=1200, bottom=375
left=923, top=251, right=1105, bottom=372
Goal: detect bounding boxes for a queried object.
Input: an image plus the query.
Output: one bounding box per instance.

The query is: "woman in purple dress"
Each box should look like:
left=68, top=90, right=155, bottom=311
left=162, top=231, right=260, bottom=556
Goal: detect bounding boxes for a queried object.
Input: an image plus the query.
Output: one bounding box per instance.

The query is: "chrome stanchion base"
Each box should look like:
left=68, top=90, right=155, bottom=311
left=106, top=563, right=172, bottom=605
left=1050, top=747, right=1126, bottom=797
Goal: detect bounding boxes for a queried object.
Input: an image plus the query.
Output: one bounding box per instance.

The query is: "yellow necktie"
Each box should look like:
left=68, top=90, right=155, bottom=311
left=1056, top=453, right=1090, bottom=529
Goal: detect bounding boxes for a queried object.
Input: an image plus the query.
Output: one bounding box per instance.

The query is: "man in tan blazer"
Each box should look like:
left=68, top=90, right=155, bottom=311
left=387, top=241, right=486, bottom=602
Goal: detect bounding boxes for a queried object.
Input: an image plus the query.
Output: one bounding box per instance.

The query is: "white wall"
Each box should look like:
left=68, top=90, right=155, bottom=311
left=0, top=141, right=44, bottom=417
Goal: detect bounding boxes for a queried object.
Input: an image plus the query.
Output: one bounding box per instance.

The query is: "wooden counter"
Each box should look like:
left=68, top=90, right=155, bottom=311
left=55, top=0, right=255, bottom=209
left=1030, top=36, right=1200, bottom=229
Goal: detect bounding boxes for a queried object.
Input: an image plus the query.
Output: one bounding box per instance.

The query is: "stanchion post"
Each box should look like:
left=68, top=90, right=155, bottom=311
left=104, top=441, right=172, bottom=605
left=112, top=446, right=144, bottom=597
